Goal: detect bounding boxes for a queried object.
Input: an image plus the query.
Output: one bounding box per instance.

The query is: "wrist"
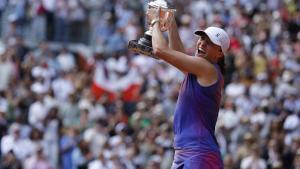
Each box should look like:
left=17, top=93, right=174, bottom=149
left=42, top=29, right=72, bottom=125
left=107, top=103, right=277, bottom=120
left=150, top=19, right=160, bottom=27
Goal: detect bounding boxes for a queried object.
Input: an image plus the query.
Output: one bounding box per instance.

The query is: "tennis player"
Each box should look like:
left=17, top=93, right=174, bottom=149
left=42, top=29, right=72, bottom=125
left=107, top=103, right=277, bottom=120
left=147, top=7, right=230, bottom=169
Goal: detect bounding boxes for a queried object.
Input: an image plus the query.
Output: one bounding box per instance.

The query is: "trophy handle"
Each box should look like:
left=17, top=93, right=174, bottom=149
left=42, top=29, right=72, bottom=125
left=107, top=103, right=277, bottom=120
left=145, top=27, right=153, bottom=36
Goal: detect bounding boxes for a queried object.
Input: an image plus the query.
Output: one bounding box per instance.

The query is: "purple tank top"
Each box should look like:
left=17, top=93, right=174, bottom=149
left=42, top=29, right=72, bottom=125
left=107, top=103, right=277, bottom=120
left=173, top=65, right=223, bottom=152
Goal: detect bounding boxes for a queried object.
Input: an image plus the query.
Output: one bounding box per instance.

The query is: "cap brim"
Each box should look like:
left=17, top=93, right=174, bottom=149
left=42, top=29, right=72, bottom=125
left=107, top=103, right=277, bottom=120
left=194, top=30, right=222, bottom=48
left=194, top=30, right=206, bottom=37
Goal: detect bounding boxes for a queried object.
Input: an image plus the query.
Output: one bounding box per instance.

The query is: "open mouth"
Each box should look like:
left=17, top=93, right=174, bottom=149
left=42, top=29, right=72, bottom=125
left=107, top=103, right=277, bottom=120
left=197, top=48, right=206, bottom=55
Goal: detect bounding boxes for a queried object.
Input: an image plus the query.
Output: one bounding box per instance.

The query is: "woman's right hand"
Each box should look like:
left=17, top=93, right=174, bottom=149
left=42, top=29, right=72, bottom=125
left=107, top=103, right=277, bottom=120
left=160, top=10, right=174, bottom=32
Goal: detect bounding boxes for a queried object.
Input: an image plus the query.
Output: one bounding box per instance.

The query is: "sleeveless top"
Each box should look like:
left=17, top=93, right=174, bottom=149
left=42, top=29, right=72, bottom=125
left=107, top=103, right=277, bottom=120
left=173, top=65, right=223, bottom=152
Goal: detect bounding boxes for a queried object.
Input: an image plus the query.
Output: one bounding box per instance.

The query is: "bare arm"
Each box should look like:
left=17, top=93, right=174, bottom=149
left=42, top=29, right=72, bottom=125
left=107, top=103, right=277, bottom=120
left=151, top=21, right=215, bottom=80
left=168, top=17, right=186, bottom=53
left=148, top=7, right=217, bottom=82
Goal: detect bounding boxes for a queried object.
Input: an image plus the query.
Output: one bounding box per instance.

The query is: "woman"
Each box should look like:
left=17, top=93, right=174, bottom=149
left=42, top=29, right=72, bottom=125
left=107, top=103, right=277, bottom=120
left=147, top=7, right=230, bottom=169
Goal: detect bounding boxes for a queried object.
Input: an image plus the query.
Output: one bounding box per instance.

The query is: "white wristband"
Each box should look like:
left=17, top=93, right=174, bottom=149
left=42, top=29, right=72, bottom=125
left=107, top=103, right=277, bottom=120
left=150, top=19, right=160, bottom=27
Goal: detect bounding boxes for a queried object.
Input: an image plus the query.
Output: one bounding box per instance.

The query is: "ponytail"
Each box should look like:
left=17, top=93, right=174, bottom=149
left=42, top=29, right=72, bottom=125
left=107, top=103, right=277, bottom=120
left=217, top=56, right=225, bottom=75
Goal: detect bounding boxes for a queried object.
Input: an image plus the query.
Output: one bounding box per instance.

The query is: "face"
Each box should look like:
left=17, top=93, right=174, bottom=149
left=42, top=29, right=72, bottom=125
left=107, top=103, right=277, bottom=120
left=196, top=34, right=223, bottom=62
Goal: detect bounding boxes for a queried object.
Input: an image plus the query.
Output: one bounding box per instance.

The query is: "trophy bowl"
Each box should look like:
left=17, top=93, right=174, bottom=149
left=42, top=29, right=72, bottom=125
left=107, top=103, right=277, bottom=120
left=128, top=0, right=176, bottom=58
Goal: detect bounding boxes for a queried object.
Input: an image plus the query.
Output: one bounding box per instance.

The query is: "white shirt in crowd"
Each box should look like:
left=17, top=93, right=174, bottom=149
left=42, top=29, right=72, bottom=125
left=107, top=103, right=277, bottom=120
left=0, top=59, right=14, bottom=91
left=28, top=100, right=47, bottom=128
left=1, top=134, right=35, bottom=160
left=219, top=108, right=240, bottom=130
left=249, top=81, right=272, bottom=99
left=83, top=127, right=108, bottom=157
left=42, top=0, right=56, bottom=12
left=51, top=76, right=75, bottom=101
left=241, top=155, right=267, bottom=169
left=225, top=81, right=246, bottom=99
left=88, top=159, right=108, bottom=169
left=57, top=52, right=76, bottom=72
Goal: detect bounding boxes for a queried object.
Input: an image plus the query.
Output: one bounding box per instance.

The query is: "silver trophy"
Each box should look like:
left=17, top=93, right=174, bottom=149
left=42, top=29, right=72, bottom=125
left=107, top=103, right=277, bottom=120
left=128, top=0, right=176, bottom=58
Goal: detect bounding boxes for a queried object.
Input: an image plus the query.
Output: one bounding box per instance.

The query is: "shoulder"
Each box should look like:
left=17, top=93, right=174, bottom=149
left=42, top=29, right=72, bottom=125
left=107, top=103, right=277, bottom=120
left=196, top=62, right=219, bottom=87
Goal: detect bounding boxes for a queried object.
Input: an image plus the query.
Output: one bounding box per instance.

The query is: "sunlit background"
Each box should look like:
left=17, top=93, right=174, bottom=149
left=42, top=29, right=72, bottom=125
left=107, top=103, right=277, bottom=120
left=0, top=0, right=299, bottom=169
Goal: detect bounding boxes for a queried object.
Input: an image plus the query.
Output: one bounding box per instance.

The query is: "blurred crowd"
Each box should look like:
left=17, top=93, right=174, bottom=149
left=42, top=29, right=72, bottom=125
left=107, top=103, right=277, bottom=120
left=0, top=0, right=299, bottom=169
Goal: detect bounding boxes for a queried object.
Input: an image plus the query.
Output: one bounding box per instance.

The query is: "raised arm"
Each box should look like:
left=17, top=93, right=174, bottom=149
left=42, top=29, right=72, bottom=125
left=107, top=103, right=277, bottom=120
left=168, top=17, right=186, bottom=53
left=148, top=7, right=217, bottom=82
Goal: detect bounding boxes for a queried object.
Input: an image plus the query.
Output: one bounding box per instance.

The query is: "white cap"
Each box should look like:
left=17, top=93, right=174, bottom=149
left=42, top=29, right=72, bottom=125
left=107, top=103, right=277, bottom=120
left=148, top=0, right=176, bottom=9
left=195, top=27, right=230, bottom=55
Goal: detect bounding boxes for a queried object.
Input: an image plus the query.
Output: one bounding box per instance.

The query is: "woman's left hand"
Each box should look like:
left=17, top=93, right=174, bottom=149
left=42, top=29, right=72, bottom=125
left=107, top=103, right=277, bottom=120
left=146, top=6, right=161, bottom=25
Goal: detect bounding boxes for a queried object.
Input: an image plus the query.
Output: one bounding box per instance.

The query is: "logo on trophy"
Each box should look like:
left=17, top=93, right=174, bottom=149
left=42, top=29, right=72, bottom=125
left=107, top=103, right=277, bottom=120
left=128, top=0, right=176, bottom=58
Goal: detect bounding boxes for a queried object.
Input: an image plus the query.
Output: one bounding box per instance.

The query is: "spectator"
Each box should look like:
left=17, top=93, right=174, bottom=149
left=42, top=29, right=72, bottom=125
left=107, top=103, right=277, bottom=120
left=0, top=150, right=22, bottom=169
left=240, top=144, right=267, bottom=169
left=59, top=127, right=78, bottom=169
left=24, top=145, right=52, bottom=169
